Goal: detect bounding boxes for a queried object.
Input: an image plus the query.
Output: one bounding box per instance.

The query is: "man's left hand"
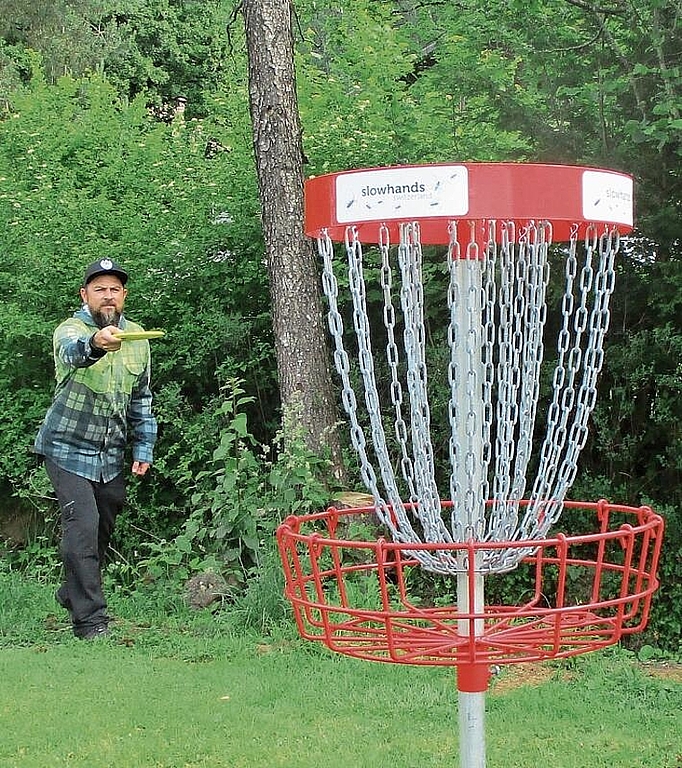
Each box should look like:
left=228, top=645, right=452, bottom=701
left=132, top=461, right=151, bottom=476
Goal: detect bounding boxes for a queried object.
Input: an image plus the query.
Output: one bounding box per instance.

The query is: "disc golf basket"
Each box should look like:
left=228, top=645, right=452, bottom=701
left=276, top=163, right=664, bottom=768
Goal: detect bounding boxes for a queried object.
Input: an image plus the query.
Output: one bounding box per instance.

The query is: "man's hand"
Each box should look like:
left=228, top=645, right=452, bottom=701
left=132, top=461, right=151, bottom=476
left=92, top=325, right=123, bottom=353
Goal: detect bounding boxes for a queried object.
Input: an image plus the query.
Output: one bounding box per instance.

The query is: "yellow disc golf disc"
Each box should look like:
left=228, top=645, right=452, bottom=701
left=113, top=330, right=166, bottom=341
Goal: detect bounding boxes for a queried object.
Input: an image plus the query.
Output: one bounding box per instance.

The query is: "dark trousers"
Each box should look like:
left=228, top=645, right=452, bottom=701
left=45, top=459, right=126, bottom=637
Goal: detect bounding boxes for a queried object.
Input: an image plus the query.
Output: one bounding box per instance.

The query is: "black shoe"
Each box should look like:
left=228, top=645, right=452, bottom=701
left=55, top=588, right=72, bottom=612
left=79, top=624, right=110, bottom=641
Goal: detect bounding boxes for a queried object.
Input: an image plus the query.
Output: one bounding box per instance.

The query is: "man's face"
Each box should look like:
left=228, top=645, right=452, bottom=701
left=80, top=275, right=127, bottom=328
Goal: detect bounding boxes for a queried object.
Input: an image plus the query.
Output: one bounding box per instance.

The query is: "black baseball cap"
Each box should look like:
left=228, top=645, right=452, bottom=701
left=83, top=259, right=128, bottom=286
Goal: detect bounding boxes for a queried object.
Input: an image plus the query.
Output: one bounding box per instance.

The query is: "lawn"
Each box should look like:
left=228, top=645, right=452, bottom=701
left=0, top=574, right=680, bottom=768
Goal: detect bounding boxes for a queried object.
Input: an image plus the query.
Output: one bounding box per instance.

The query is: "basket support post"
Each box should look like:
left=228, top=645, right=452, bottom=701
left=458, top=688, right=487, bottom=768
left=456, top=569, right=488, bottom=768
left=451, top=247, right=488, bottom=767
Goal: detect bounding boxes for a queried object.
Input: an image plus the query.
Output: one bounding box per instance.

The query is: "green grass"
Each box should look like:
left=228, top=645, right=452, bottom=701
left=0, top=573, right=680, bottom=768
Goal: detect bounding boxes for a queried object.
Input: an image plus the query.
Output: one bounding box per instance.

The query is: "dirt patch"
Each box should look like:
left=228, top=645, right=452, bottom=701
left=0, top=507, right=38, bottom=547
left=490, top=662, right=572, bottom=694
left=489, top=659, right=682, bottom=694
left=640, top=661, right=682, bottom=684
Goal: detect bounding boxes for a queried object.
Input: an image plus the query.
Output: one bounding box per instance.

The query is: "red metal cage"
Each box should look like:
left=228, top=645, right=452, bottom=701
left=276, top=500, right=663, bottom=674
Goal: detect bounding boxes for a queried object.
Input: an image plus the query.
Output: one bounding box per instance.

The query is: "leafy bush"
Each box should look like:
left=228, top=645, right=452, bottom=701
left=129, top=379, right=337, bottom=593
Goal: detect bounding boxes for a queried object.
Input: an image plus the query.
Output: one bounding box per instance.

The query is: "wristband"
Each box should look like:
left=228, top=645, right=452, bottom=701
left=88, top=333, right=106, bottom=358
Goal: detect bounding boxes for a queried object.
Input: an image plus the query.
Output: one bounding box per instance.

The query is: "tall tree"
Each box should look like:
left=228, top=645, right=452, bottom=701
left=240, top=0, right=343, bottom=475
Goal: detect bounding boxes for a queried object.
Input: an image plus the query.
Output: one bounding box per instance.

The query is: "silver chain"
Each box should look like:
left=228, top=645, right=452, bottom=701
left=319, top=219, right=619, bottom=574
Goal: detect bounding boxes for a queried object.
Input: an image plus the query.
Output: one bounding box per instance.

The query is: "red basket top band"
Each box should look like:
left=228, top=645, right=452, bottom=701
left=304, top=163, right=634, bottom=244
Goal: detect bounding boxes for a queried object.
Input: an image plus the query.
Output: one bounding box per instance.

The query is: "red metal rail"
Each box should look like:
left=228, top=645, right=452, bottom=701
left=276, top=500, right=663, bottom=672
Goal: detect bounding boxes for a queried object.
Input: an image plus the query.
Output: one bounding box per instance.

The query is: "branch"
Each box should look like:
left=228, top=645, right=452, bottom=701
left=538, top=24, right=605, bottom=53
left=225, top=0, right=243, bottom=55
left=563, top=0, right=626, bottom=16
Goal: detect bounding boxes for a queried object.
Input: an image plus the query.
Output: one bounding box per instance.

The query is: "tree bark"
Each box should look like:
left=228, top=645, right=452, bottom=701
left=241, top=0, right=344, bottom=477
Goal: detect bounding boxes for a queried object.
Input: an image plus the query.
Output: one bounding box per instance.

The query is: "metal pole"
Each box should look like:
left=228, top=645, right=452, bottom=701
left=457, top=569, right=487, bottom=768
left=451, top=253, right=488, bottom=768
left=459, top=689, right=487, bottom=768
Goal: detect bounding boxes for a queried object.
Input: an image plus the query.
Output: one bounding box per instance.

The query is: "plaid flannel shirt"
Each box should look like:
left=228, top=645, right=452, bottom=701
left=34, top=307, right=157, bottom=482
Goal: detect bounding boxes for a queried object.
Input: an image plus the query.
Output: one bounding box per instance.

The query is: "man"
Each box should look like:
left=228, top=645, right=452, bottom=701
left=35, top=259, right=157, bottom=639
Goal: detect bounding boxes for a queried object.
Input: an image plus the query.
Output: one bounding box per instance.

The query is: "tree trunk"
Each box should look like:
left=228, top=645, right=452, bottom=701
left=241, top=0, right=344, bottom=478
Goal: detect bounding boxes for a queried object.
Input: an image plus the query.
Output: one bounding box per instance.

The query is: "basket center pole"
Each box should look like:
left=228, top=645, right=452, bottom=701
left=457, top=566, right=488, bottom=768
left=450, top=249, right=489, bottom=768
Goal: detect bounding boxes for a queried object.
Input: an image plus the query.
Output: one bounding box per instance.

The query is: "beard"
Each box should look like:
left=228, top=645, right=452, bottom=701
left=91, top=305, right=121, bottom=329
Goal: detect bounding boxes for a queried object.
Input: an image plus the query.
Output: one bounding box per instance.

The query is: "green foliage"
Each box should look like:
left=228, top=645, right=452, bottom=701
left=0, top=0, right=235, bottom=113
left=133, top=378, right=337, bottom=592
left=229, top=543, right=292, bottom=634
left=296, top=0, right=532, bottom=171
left=646, top=502, right=682, bottom=653
left=168, top=379, right=264, bottom=580
left=0, top=520, right=61, bottom=583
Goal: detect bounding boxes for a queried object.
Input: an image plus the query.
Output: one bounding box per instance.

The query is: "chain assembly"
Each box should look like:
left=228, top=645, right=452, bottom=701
left=320, top=218, right=619, bottom=575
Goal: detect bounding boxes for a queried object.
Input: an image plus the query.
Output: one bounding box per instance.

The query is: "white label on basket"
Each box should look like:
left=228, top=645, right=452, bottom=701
left=582, top=171, right=633, bottom=226
left=335, top=166, right=469, bottom=223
